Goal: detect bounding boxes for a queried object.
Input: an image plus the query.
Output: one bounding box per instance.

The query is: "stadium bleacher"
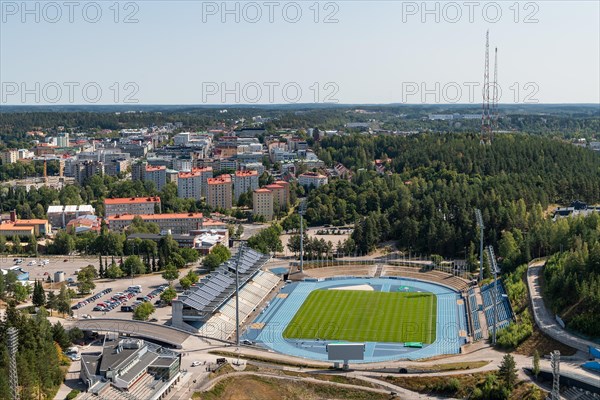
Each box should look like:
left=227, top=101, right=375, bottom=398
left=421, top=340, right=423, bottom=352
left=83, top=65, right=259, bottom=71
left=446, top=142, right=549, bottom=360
left=480, top=280, right=513, bottom=334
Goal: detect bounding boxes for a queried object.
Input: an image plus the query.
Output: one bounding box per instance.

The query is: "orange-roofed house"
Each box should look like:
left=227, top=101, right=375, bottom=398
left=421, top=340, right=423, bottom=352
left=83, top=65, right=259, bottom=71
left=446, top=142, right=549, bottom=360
left=0, top=211, right=49, bottom=236
left=107, top=212, right=203, bottom=234
left=233, top=170, right=259, bottom=201
left=207, top=175, right=233, bottom=210
left=104, top=197, right=161, bottom=217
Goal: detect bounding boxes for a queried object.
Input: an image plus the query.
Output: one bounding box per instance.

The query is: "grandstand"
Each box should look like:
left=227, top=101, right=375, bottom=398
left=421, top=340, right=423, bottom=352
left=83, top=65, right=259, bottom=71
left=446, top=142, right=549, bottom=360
left=480, top=280, right=514, bottom=332
left=171, top=248, right=281, bottom=340
left=467, top=287, right=484, bottom=341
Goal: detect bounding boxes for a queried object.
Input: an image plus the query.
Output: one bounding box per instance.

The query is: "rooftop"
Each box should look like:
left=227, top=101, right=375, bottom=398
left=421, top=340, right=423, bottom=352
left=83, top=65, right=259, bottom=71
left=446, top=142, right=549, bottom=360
left=299, top=172, right=327, bottom=179
left=108, top=213, right=203, bottom=221
left=235, top=170, right=258, bottom=177
left=207, top=175, right=232, bottom=185
left=254, top=188, right=272, bottom=193
left=104, top=197, right=161, bottom=205
left=145, top=165, right=166, bottom=172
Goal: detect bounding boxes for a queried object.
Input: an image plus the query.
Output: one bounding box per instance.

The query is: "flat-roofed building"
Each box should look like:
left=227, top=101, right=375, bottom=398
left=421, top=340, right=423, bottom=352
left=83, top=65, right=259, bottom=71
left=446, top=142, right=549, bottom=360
left=253, top=188, right=273, bottom=221
left=177, top=170, right=202, bottom=200
left=233, top=170, right=259, bottom=201
left=0, top=149, right=18, bottom=165
left=145, top=165, right=166, bottom=190
left=107, top=212, right=204, bottom=234
left=207, top=175, right=232, bottom=210
left=104, top=197, right=161, bottom=217
left=47, top=204, right=95, bottom=229
left=298, top=172, right=328, bottom=188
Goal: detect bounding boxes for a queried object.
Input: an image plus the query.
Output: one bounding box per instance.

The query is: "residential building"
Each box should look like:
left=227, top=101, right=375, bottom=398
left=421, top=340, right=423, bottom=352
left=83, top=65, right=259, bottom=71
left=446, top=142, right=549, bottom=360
left=145, top=165, right=167, bottom=190
left=108, top=213, right=204, bottom=234
left=0, top=149, right=18, bottom=165
left=207, top=175, right=233, bottom=210
left=73, top=160, right=103, bottom=184
left=47, top=205, right=95, bottom=229
left=104, top=197, right=161, bottom=217
left=298, top=172, right=328, bottom=188
left=233, top=170, right=259, bottom=201
left=253, top=188, right=274, bottom=221
left=265, top=180, right=290, bottom=210
left=177, top=170, right=202, bottom=200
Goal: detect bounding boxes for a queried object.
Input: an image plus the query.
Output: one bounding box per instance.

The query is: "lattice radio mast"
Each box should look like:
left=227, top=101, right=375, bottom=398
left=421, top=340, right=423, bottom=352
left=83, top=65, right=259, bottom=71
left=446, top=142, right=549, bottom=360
left=492, top=47, right=499, bottom=135
left=8, top=327, right=20, bottom=400
left=481, top=30, right=492, bottom=144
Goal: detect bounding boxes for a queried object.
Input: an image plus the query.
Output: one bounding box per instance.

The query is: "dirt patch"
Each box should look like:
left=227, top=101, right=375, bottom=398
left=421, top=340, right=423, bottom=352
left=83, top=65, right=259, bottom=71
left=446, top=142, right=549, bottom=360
left=195, top=375, right=389, bottom=400
left=514, top=327, right=577, bottom=356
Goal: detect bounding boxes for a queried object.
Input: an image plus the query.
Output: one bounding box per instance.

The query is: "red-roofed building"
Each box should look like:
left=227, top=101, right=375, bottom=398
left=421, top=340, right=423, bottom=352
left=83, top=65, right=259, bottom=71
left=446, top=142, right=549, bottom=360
left=207, top=175, right=232, bottom=210
left=253, top=188, right=274, bottom=221
left=107, top=213, right=203, bottom=234
left=104, top=197, right=161, bottom=217
left=233, top=170, right=259, bottom=201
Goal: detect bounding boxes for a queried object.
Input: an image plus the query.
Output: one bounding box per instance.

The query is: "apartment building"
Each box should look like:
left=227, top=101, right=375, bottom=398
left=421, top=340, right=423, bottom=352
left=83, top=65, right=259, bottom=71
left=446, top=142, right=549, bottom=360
left=145, top=165, right=167, bottom=190
left=298, top=172, right=328, bottom=188
left=177, top=170, right=202, bottom=200
left=253, top=188, right=274, bottom=221
left=207, top=175, right=233, bottom=210
left=265, top=180, right=290, bottom=211
left=0, top=149, right=18, bottom=165
left=104, top=197, right=161, bottom=217
left=233, top=170, right=259, bottom=201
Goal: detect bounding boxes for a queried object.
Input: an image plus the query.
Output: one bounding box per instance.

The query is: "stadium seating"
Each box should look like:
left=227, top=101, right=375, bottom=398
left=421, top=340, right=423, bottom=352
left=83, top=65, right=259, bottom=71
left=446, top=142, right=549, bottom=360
left=480, top=280, right=513, bottom=334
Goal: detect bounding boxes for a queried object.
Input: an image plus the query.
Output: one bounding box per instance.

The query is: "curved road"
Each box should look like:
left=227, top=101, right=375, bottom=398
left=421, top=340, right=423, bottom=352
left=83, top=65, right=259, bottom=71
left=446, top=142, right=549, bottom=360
left=74, top=318, right=190, bottom=348
left=527, top=260, right=599, bottom=353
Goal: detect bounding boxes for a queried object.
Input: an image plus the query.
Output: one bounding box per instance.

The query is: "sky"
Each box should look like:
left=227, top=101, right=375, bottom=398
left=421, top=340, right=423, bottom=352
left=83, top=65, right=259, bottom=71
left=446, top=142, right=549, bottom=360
left=1, top=0, right=599, bottom=105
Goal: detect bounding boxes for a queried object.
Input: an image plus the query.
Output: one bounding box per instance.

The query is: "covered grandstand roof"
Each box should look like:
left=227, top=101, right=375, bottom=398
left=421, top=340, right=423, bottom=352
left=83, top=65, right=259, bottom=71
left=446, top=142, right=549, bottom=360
left=181, top=248, right=270, bottom=316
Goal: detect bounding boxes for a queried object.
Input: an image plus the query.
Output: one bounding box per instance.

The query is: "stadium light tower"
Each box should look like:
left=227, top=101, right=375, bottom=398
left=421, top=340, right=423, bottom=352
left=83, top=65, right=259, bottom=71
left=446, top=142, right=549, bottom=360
left=486, top=245, right=499, bottom=345
left=298, top=200, right=307, bottom=273
left=8, top=327, right=19, bottom=400
left=231, top=239, right=246, bottom=347
left=475, top=209, right=484, bottom=282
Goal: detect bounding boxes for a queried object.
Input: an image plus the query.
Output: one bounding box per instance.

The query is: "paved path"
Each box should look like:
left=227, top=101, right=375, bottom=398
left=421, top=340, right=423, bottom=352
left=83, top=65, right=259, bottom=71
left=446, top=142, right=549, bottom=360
left=527, top=260, right=599, bottom=353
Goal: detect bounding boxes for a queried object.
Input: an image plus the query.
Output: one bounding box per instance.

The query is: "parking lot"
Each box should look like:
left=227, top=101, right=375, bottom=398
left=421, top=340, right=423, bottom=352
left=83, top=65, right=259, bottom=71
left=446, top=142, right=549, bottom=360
left=1, top=255, right=199, bottom=325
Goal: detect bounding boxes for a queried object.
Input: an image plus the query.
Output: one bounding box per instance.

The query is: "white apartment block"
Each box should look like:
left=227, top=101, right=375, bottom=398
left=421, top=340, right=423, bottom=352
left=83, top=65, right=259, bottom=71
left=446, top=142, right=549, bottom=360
left=233, top=170, right=259, bottom=201
left=145, top=165, right=167, bottom=191
left=178, top=170, right=202, bottom=200
left=298, top=172, right=328, bottom=188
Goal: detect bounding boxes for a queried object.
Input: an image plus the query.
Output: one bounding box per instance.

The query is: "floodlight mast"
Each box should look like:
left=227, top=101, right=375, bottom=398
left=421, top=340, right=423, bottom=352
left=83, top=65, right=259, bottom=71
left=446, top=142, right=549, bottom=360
left=475, top=209, right=484, bottom=282
left=486, top=245, right=499, bottom=345
left=298, top=200, right=307, bottom=273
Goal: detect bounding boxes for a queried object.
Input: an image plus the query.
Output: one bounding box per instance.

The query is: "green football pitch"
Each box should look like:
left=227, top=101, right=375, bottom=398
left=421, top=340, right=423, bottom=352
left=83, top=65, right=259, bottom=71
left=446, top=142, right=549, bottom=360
left=282, top=290, right=437, bottom=343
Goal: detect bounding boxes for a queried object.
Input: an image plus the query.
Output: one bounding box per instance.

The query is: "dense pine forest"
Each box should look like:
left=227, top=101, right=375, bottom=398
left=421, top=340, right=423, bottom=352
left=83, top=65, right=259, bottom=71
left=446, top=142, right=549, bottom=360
left=307, top=134, right=600, bottom=261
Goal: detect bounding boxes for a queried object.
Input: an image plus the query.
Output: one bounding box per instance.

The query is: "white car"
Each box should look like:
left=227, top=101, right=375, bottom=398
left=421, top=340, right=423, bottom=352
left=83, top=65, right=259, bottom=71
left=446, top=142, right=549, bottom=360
left=191, top=361, right=201, bottom=367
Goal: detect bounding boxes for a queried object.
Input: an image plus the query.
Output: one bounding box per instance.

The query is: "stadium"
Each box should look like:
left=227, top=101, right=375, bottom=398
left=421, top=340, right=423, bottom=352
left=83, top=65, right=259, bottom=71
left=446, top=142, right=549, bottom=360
left=172, top=250, right=514, bottom=363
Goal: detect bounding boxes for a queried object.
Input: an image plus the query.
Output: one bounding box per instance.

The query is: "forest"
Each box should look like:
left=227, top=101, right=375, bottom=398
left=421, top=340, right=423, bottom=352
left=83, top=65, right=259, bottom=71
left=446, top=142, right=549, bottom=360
left=306, top=134, right=600, bottom=261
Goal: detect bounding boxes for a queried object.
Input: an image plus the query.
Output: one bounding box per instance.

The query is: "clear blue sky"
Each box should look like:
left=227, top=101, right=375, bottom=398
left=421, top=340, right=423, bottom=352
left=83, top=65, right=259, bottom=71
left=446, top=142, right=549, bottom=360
left=1, top=1, right=599, bottom=105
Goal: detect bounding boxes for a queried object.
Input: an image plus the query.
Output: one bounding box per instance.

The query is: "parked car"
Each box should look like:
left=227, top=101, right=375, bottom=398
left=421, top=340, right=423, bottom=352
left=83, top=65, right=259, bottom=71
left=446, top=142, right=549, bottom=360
left=191, top=361, right=201, bottom=367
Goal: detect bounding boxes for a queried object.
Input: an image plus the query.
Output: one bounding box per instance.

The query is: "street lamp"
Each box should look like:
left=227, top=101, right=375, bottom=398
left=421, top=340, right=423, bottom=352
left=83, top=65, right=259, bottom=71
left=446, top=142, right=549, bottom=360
left=486, top=245, right=499, bottom=345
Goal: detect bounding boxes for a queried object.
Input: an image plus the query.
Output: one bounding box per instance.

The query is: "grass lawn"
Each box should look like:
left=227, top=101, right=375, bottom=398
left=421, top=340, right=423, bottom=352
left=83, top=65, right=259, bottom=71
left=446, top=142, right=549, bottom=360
left=283, top=290, right=437, bottom=343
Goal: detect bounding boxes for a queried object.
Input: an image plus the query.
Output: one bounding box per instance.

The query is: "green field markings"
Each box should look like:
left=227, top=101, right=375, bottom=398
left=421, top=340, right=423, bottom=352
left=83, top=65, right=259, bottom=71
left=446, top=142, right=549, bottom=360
left=283, top=290, right=437, bottom=344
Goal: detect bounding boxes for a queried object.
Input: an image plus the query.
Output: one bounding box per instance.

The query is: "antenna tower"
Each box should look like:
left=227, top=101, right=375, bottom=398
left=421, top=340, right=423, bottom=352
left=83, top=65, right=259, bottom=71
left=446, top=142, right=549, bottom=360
left=481, top=30, right=492, bottom=144
left=492, top=47, right=499, bottom=135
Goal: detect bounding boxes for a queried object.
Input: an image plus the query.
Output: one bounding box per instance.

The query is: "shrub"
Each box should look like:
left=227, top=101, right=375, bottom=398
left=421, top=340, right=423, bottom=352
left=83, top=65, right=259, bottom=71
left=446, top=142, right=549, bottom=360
left=65, top=389, right=80, bottom=400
